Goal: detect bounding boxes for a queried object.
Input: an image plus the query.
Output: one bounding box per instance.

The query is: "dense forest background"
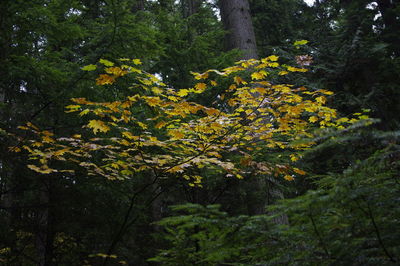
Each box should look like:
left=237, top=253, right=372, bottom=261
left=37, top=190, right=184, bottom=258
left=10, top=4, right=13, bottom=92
left=0, top=0, right=399, bottom=265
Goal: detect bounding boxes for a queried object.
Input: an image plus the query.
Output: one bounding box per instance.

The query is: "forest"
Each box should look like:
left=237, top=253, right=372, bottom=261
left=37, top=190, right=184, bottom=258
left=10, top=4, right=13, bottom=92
left=0, top=0, right=399, bottom=265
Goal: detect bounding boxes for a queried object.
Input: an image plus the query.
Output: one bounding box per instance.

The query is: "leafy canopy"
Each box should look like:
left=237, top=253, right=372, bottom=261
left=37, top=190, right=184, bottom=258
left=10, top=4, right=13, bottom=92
left=15, top=56, right=370, bottom=185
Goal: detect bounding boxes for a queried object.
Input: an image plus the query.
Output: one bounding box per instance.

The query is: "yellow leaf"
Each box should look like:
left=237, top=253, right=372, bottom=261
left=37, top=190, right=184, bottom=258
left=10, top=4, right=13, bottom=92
left=155, top=121, right=167, bottom=129
left=32, top=141, right=43, bottom=147
left=127, top=95, right=140, bottom=102
left=236, top=174, right=244, bottom=179
left=210, top=122, right=223, bottom=131
left=27, top=164, right=55, bottom=174
left=132, top=59, right=142, bottom=65
left=42, top=135, right=55, bottom=143
left=208, top=151, right=222, bottom=158
left=79, top=109, right=90, bottom=116
left=336, top=117, right=349, bottom=124
left=129, top=67, right=142, bottom=74
left=149, top=136, right=158, bottom=142
left=167, top=165, right=184, bottom=173
left=278, top=71, right=288, bottom=75
left=284, top=175, right=295, bottom=181
left=82, top=64, right=97, bottom=71
left=122, top=131, right=138, bottom=140
left=65, top=105, right=81, bottom=113
left=9, top=146, right=21, bottom=152
left=290, top=154, right=299, bottom=162
left=71, top=98, right=89, bottom=104
left=140, top=78, right=153, bottom=86
left=120, top=101, right=132, bottom=109
left=152, top=87, right=163, bottom=94
left=144, top=96, right=162, bottom=107
left=168, top=129, right=185, bottom=139
left=210, top=80, right=218, bottom=86
left=167, top=96, right=179, bottom=102
left=54, top=148, right=69, bottom=156
left=99, top=59, right=114, bottom=66
left=137, top=121, right=147, bottom=129
left=256, top=87, right=267, bottom=94
left=87, top=120, right=110, bottom=134
left=294, top=40, right=309, bottom=46
left=223, top=65, right=244, bottom=74
left=177, top=89, right=189, bottom=97
left=251, top=71, right=266, bottom=80
left=309, top=116, right=318, bottom=123
left=228, top=84, right=237, bottom=91
left=280, top=86, right=291, bottom=93
left=148, top=74, right=160, bottom=84
left=204, top=108, right=219, bottom=116
left=111, top=163, right=120, bottom=169
left=287, top=66, right=307, bottom=72
left=267, top=55, right=279, bottom=61
left=228, top=98, right=237, bottom=106
left=318, top=89, right=334, bottom=95
left=315, top=96, right=326, bottom=104
left=194, top=83, right=207, bottom=92
left=105, top=67, right=127, bottom=77
left=96, top=74, right=115, bottom=85
left=192, top=72, right=208, bottom=80
left=293, top=167, right=306, bottom=175
left=233, top=76, right=246, bottom=85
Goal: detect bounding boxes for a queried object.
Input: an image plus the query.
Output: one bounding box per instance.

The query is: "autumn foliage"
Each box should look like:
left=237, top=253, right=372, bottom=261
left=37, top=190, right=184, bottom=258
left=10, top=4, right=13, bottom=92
left=14, top=56, right=369, bottom=185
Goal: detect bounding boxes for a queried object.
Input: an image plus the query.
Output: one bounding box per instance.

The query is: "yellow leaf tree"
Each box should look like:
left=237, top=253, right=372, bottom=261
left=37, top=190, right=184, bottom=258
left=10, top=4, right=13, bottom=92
left=15, top=57, right=370, bottom=186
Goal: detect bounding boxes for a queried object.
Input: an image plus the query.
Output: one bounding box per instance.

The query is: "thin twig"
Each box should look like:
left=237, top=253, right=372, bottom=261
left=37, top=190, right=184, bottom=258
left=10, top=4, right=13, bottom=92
left=308, top=205, right=330, bottom=258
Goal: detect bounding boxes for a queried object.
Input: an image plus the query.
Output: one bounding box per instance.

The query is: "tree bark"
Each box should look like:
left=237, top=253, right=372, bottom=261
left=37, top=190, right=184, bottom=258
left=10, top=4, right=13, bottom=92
left=218, top=1, right=288, bottom=222
left=218, top=0, right=258, bottom=60
left=132, top=0, right=146, bottom=12
left=182, top=0, right=202, bottom=18
left=35, top=177, right=55, bottom=266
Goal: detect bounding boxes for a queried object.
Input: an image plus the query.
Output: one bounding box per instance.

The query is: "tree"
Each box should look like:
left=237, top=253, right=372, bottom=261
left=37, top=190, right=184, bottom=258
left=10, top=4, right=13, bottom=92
left=295, top=0, right=400, bottom=129
left=376, top=0, right=400, bottom=56
left=10, top=54, right=370, bottom=263
left=0, top=1, right=237, bottom=263
left=219, top=0, right=258, bottom=59
left=150, top=129, right=400, bottom=265
left=0, top=0, right=161, bottom=264
left=1, top=1, right=396, bottom=264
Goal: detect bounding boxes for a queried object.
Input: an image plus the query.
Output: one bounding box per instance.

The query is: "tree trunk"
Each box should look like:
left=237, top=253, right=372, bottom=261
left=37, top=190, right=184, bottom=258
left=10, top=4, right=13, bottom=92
left=218, top=1, right=288, bottom=222
left=182, top=0, right=202, bottom=18
left=218, top=0, right=258, bottom=59
left=35, top=178, right=55, bottom=266
left=132, top=0, right=145, bottom=12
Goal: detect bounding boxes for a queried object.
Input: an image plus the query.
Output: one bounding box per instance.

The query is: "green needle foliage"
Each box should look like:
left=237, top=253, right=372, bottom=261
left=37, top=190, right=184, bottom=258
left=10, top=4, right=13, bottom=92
left=151, top=135, right=400, bottom=265
left=1, top=0, right=399, bottom=264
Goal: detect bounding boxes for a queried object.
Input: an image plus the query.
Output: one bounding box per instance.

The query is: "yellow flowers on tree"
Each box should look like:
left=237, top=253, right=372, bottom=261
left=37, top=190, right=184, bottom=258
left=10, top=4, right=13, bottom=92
left=14, top=57, right=370, bottom=186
